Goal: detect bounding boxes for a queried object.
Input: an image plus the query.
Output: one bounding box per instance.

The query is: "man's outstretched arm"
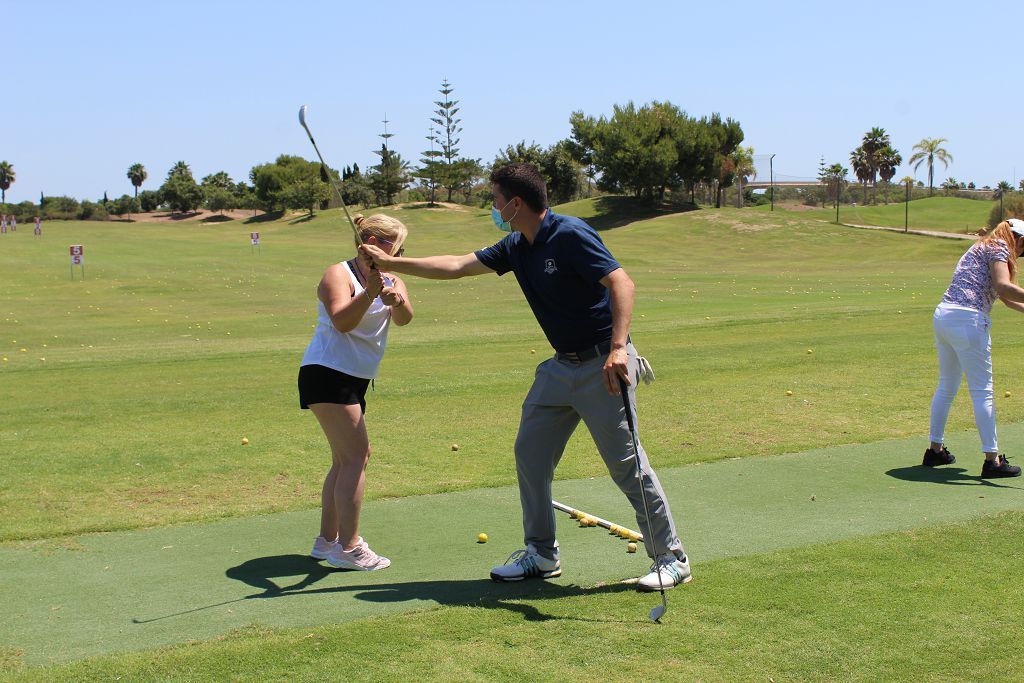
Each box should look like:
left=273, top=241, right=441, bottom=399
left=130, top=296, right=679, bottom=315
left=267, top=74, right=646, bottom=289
left=360, top=244, right=493, bottom=280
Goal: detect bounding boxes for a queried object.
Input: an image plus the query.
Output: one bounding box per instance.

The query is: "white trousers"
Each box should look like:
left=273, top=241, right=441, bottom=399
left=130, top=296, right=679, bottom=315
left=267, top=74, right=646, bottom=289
left=929, top=303, right=997, bottom=452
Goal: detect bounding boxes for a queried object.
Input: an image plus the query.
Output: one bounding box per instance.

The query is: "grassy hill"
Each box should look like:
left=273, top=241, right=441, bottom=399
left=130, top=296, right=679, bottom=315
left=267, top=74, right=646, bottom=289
left=782, top=195, right=996, bottom=233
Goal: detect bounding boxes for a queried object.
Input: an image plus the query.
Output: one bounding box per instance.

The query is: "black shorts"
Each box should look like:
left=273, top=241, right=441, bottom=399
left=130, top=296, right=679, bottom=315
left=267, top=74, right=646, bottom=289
left=298, top=364, right=370, bottom=413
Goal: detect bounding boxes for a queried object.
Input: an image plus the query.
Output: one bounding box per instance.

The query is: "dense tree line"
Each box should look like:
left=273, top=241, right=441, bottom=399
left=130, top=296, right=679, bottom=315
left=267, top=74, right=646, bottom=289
left=1, top=89, right=758, bottom=221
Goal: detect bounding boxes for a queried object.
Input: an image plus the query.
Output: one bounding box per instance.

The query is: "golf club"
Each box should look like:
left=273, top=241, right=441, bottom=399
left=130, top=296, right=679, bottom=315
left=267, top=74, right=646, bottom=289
left=551, top=500, right=643, bottom=540
left=297, top=105, right=361, bottom=245
left=618, top=375, right=667, bottom=623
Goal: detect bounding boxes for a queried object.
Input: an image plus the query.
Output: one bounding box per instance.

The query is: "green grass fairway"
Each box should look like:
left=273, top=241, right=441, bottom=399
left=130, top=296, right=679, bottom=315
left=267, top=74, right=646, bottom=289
left=794, top=195, right=995, bottom=233
left=3, top=426, right=1024, bottom=670
left=3, top=200, right=1023, bottom=678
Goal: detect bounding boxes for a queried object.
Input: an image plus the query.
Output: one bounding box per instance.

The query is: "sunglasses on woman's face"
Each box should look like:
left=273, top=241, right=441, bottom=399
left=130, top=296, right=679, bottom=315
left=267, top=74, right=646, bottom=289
left=373, top=237, right=404, bottom=257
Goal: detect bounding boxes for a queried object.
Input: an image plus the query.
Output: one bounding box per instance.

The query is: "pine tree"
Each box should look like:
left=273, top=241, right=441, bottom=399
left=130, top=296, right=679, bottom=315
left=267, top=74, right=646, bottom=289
left=432, top=79, right=470, bottom=202
left=418, top=126, right=444, bottom=205
left=369, top=116, right=408, bottom=205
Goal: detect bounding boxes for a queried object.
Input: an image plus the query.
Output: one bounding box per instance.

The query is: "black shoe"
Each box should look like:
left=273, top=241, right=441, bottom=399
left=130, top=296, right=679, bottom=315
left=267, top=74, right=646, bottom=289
left=981, top=455, right=1021, bottom=478
left=922, top=446, right=956, bottom=466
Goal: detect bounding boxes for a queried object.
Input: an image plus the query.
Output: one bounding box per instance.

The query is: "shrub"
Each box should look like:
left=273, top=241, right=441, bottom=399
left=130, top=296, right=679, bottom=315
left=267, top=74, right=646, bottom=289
left=989, top=194, right=1024, bottom=228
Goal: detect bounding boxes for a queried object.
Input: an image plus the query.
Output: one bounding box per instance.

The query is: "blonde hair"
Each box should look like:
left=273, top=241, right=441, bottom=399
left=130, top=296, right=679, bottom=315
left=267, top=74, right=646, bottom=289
left=981, top=219, right=1020, bottom=280
left=352, top=213, right=408, bottom=255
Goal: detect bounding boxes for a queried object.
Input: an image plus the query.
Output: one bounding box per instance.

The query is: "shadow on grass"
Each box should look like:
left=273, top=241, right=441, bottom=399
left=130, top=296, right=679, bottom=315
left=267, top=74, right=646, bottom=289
left=200, top=214, right=235, bottom=224
left=132, top=554, right=639, bottom=624
left=288, top=214, right=315, bottom=224
left=244, top=210, right=285, bottom=224
left=885, top=465, right=1022, bottom=489
left=152, top=211, right=204, bottom=221
left=582, top=196, right=698, bottom=231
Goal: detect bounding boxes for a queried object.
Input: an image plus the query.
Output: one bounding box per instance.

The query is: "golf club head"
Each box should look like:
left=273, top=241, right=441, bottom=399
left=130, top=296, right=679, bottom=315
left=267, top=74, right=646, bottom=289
left=298, top=105, right=309, bottom=130
left=649, top=604, right=666, bottom=622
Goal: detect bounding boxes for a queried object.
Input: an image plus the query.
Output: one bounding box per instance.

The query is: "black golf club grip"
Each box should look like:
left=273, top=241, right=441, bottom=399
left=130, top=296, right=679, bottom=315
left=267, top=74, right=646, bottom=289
left=618, top=376, right=635, bottom=432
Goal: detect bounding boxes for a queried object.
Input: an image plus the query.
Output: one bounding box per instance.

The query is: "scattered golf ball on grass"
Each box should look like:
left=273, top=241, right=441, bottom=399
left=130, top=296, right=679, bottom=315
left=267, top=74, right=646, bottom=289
left=627, top=542, right=637, bottom=553
left=785, top=390, right=793, bottom=396
left=451, top=444, right=459, bottom=451
left=241, top=437, right=249, bottom=445
left=1005, top=391, right=1012, bottom=398
left=477, top=533, right=488, bottom=543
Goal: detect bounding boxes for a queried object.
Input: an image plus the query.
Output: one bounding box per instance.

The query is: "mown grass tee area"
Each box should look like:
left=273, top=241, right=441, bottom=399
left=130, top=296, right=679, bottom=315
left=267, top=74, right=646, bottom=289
left=2, top=197, right=1023, bottom=681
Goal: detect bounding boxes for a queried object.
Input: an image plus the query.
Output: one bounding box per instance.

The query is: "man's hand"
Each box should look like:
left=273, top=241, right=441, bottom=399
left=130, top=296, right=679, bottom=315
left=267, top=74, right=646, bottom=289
left=602, top=346, right=630, bottom=395
left=359, top=243, right=392, bottom=271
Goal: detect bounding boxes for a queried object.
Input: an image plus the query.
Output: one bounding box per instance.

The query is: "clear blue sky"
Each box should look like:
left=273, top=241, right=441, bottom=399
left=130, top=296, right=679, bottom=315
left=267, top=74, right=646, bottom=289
left=4, top=0, right=1022, bottom=204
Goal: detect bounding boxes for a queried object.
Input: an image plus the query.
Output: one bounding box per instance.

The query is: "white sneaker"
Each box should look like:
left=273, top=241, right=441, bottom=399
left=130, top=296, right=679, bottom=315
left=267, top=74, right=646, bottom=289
left=326, top=537, right=391, bottom=571
left=310, top=535, right=339, bottom=560
left=489, top=545, right=561, bottom=582
left=637, top=554, right=692, bottom=592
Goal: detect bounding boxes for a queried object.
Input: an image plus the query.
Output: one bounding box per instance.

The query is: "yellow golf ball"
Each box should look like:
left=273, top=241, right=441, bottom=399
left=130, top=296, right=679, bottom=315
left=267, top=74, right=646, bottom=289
left=627, top=542, right=637, bottom=553
left=477, top=533, right=488, bottom=543
left=578, top=516, right=591, bottom=527
left=785, top=390, right=793, bottom=396
left=1005, top=391, right=1012, bottom=398
left=241, top=437, right=249, bottom=445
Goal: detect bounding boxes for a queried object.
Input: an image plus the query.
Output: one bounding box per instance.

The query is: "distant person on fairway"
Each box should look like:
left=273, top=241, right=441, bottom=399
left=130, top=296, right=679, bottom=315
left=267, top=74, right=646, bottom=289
left=360, top=163, right=690, bottom=591
left=923, top=218, right=1024, bottom=478
left=299, top=213, right=414, bottom=570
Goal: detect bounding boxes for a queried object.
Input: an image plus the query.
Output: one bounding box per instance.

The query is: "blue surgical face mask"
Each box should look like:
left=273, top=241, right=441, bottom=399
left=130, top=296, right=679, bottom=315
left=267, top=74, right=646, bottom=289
left=491, top=199, right=519, bottom=232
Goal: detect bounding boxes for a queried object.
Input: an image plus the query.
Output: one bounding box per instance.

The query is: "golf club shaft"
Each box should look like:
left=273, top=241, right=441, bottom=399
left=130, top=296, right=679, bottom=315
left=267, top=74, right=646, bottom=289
left=552, top=500, right=643, bottom=540
left=298, top=106, right=361, bottom=245
left=618, top=376, right=668, bottom=612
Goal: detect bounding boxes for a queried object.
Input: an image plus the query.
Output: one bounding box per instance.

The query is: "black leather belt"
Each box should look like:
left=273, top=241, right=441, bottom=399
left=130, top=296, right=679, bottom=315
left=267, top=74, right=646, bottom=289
left=556, top=340, right=613, bottom=364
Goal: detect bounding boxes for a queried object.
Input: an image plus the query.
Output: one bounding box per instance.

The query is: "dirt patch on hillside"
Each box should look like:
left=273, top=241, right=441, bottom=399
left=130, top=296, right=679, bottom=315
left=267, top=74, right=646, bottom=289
left=391, top=201, right=472, bottom=212
left=118, top=209, right=265, bottom=223
left=696, top=212, right=776, bottom=232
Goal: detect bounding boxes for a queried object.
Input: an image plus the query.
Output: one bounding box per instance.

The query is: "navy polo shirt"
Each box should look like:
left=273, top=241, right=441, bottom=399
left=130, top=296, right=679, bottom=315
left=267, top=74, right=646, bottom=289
left=475, top=210, right=620, bottom=353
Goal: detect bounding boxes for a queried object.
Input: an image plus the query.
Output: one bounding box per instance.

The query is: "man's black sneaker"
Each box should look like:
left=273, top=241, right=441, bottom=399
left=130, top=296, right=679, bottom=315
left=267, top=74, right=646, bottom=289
left=922, top=446, right=956, bottom=467
left=981, top=455, right=1021, bottom=478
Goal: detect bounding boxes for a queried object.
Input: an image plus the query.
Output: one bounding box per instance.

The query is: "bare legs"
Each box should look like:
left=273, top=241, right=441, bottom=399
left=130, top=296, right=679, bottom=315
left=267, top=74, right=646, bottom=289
left=309, top=402, right=370, bottom=551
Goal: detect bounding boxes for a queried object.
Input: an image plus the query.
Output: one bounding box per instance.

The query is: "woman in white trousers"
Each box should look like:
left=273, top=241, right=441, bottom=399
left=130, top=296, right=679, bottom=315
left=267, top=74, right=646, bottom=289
left=925, top=218, right=1024, bottom=478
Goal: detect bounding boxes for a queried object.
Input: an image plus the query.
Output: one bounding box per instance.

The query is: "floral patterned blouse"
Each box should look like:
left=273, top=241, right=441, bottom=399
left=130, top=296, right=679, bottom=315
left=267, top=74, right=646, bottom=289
left=940, top=239, right=1010, bottom=314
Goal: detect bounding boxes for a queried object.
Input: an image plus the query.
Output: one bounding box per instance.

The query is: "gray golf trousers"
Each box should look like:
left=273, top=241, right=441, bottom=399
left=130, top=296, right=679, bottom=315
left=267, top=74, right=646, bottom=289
left=514, top=343, right=686, bottom=561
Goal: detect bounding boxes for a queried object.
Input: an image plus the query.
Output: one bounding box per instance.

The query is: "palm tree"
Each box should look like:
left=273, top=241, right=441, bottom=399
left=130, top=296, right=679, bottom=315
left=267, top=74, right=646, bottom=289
left=908, top=138, right=953, bottom=196
left=0, top=161, right=14, bottom=210
left=167, top=161, right=193, bottom=180
left=127, top=163, right=147, bottom=198
left=941, top=178, right=960, bottom=196
left=850, top=148, right=871, bottom=204
left=820, top=163, right=848, bottom=207
left=860, top=127, right=892, bottom=203
left=877, top=147, right=903, bottom=204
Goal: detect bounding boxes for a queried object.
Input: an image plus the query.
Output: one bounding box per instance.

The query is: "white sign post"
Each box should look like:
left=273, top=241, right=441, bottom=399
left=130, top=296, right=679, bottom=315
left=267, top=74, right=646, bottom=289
left=34, top=217, right=41, bottom=236
left=70, top=245, right=85, bottom=280
left=10, top=216, right=15, bottom=232
left=250, top=231, right=260, bottom=254
left=1, top=215, right=6, bottom=235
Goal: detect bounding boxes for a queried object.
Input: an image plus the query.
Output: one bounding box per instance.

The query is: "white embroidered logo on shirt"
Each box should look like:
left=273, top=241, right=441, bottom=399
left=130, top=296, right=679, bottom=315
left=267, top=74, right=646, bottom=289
left=544, top=258, right=558, bottom=274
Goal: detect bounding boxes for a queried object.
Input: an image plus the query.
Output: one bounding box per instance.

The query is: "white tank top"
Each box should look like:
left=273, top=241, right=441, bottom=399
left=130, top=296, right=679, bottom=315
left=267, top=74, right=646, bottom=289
left=300, top=261, right=392, bottom=379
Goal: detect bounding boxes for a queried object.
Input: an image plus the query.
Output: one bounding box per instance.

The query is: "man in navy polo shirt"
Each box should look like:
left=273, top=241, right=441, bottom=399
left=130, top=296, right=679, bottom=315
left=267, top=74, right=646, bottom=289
left=359, top=163, right=689, bottom=591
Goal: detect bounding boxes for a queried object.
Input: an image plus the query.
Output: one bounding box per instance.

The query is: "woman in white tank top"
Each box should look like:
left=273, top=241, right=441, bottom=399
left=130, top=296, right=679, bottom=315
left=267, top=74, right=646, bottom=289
left=298, top=214, right=413, bottom=570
